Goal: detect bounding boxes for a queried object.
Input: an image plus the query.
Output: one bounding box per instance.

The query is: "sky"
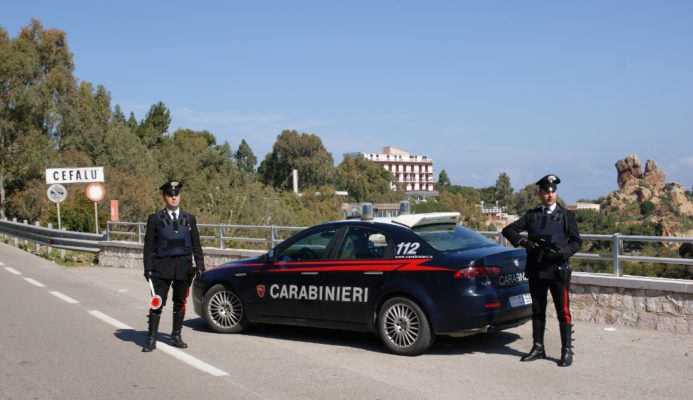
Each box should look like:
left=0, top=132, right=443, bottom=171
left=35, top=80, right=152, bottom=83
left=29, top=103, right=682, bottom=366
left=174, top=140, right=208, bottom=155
left=2, top=0, right=692, bottom=203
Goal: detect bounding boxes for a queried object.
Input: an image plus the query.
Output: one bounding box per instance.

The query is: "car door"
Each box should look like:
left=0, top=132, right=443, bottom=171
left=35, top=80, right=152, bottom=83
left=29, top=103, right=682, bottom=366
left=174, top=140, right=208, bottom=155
left=253, top=226, right=342, bottom=320
left=318, top=225, right=393, bottom=326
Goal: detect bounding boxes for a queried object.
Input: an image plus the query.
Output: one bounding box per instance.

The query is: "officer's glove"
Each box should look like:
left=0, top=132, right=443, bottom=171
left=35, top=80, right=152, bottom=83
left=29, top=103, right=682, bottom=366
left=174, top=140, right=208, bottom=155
left=144, top=269, right=153, bottom=281
left=194, top=266, right=206, bottom=279
left=518, top=238, right=538, bottom=250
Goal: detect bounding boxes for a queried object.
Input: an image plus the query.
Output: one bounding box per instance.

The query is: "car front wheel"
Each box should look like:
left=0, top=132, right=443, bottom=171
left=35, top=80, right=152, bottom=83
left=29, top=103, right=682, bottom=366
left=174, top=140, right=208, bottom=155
left=377, top=296, right=434, bottom=356
left=202, top=284, right=249, bottom=333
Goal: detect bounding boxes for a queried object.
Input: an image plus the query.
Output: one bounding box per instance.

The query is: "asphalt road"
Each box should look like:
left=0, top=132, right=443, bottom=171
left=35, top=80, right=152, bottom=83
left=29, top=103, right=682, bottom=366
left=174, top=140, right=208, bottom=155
left=1, top=242, right=691, bottom=400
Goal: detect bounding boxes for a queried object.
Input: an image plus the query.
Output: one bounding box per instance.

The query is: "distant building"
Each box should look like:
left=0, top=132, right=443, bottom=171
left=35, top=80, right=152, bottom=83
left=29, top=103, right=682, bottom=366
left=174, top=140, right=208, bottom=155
left=362, top=146, right=436, bottom=193
left=566, top=202, right=601, bottom=212
left=480, top=201, right=518, bottom=231
left=340, top=202, right=402, bottom=219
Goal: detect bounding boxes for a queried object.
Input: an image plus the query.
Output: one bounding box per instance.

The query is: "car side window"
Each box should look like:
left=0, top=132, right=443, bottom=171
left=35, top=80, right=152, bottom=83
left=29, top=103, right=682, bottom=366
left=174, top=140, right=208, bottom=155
left=275, top=228, right=338, bottom=262
left=337, top=227, right=392, bottom=260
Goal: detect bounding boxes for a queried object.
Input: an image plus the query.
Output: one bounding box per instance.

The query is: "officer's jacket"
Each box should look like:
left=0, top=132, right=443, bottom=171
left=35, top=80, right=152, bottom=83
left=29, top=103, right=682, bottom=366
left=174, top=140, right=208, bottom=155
left=143, top=209, right=205, bottom=280
left=502, top=205, right=582, bottom=276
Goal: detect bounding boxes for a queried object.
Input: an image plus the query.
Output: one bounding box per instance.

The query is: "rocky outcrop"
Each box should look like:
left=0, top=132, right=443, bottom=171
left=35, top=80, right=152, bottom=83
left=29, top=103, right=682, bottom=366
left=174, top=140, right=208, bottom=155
left=607, top=155, right=693, bottom=236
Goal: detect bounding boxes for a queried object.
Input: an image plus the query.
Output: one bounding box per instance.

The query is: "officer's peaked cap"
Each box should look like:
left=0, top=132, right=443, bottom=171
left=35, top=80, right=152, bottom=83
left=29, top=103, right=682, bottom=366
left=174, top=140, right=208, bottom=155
left=536, top=174, right=560, bottom=192
left=160, top=180, right=183, bottom=196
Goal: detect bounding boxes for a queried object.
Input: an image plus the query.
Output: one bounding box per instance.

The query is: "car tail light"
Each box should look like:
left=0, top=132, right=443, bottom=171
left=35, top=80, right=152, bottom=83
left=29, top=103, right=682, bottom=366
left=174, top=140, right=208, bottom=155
left=454, top=266, right=501, bottom=279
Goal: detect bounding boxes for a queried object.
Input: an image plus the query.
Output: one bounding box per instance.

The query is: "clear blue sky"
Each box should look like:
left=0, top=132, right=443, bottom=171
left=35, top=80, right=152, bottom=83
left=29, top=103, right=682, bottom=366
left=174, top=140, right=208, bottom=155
left=3, top=0, right=692, bottom=203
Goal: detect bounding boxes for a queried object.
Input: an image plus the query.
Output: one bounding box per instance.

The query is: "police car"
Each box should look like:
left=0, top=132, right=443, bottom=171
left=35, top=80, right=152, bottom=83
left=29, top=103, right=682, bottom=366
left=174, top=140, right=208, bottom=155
left=192, top=209, right=532, bottom=356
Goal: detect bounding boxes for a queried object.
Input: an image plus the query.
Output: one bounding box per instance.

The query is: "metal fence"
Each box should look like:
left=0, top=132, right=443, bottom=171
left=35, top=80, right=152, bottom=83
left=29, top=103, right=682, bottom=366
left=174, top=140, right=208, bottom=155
left=479, top=231, right=693, bottom=276
left=2, top=219, right=692, bottom=277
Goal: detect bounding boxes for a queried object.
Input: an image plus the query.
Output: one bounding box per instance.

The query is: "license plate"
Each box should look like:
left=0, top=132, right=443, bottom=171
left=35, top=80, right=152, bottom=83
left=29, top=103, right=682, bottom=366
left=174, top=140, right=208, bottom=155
left=509, top=293, right=532, bottom=307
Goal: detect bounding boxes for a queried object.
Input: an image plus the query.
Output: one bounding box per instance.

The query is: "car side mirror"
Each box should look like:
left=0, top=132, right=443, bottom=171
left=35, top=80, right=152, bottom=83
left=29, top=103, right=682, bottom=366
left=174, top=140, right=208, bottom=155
left=266, top=249, right=275, bottom=263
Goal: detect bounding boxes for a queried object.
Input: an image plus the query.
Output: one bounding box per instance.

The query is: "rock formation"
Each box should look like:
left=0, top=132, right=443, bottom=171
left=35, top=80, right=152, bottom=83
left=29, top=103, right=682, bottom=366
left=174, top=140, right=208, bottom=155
left=606, top=155, right=693, bottom=236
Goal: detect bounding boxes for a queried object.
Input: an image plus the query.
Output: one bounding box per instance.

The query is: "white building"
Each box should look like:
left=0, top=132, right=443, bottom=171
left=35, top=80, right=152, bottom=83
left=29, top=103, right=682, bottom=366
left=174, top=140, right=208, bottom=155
left=362, top=147, right=435, bottom=192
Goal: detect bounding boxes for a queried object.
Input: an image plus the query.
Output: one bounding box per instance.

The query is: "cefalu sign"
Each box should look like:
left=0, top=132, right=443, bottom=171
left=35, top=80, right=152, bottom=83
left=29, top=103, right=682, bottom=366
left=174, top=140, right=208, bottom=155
left=46, top=167, right=104, bottom=184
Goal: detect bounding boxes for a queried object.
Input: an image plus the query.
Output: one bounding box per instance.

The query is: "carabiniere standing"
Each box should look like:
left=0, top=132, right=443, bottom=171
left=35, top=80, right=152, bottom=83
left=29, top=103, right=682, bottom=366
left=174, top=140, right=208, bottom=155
left=502, top=174, right=582, bottom=367
left=142, top=180, right=205, bottom=352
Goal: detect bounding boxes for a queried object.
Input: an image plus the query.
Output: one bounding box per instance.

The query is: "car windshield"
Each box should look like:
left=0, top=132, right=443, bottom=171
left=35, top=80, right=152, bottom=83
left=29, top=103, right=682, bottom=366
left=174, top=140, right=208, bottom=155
left=413, top=224, right=496, bottom=252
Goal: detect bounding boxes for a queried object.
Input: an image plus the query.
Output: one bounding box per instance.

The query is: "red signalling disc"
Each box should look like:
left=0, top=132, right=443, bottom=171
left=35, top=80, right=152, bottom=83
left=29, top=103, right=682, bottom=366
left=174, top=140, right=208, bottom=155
left=150, top=295, right=162, bottom=310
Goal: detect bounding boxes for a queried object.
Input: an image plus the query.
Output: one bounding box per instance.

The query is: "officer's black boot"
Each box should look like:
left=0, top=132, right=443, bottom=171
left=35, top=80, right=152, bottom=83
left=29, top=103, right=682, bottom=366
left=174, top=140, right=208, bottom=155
left=558, top=322, right=574, bottom=367
left=142, top=313, right=160, bottom=352
left=170, top=311, right=188, bottom=348
left=521, top=320, right=546, bottom=361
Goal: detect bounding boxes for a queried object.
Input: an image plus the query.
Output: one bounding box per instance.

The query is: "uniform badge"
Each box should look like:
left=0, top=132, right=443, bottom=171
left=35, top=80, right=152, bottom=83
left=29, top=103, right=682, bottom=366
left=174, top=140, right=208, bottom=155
left=256, top=284, right=266, bottom=298
left=513, top=258, right=520, bottom=267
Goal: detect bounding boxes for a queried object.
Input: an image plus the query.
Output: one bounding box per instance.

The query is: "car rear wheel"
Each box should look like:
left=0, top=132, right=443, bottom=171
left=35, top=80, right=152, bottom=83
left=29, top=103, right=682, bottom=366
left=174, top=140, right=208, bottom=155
left=202, top=284, right=249, bottom=333
left=377, top=297, right=434, bottom=356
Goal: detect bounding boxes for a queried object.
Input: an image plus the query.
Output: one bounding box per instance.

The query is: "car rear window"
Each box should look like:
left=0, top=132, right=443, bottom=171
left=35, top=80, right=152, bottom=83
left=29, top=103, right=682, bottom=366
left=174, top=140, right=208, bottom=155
left=413, top=224, right=496, bottom=252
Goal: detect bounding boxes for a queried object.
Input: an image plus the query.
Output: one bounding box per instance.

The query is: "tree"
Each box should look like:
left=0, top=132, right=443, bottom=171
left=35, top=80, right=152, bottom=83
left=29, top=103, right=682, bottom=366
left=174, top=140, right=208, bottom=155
left=493, top=172, right=514, bottom=211
left=437, top=169, right=451, bottom=189
left=0, top=19, right=75, bottom=219
left=334, top=155, right=393, bottom=201
left=234, top=139, right=257, bottom=178
left=259, top=130, right=334, bottom=191
left=137, top=101, right=171, bottom=147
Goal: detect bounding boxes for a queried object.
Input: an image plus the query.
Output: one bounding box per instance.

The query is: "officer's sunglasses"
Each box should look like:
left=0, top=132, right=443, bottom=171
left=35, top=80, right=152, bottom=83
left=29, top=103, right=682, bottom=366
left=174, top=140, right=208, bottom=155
left=164, top=193, right=179, bottom=198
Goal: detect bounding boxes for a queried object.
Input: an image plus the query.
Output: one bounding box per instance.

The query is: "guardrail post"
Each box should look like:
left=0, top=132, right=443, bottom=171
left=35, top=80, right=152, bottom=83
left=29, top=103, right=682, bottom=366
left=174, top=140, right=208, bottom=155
left=12, top=218, right=18, bottom=247
left=60, top=228, right=66, bottom=259
left=269, top=226, right=276, bottom=250
left=137, top=223, right=144, bottom=244
left=105, top=222, right=111, bottom=241
left=34, top=221, right=41, bottom=253
left=23, top=219, right=28, bottom=248
left=219, top=226, right=225, bottom=249
left=47, top=223, right=53, bottom=255
left=613, top=233, right=623, bottom=276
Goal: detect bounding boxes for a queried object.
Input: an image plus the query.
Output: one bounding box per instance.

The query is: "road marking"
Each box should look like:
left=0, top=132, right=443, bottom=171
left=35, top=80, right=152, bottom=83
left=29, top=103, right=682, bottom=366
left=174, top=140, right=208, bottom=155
left=117, top=289, right=128, bottom=293
left=24, top=277, right=45, bottom=287
left=157, top=342, right=229, bottom=377
left=88, top=310, right=229, bottom=378
left=0, top=261, right=5, bottom=265
left=4, top=267, right=21, bottom=275
left=50, top=291, right=79, bottom=304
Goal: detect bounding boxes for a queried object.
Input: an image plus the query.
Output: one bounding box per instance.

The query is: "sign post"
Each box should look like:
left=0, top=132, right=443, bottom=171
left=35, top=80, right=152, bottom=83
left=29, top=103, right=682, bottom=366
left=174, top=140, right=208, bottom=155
left=85, top=183, right=105, bottom=234
left=46, top=184, right=68, bottom=230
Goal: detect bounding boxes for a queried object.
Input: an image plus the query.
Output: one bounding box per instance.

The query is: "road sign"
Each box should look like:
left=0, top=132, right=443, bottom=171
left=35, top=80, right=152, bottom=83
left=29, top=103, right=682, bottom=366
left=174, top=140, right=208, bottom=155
left=85, top=183, right=105, bottom=202
left=46, top=167, right=104, bottom=184
left=46, top=184, right=68, bottom=203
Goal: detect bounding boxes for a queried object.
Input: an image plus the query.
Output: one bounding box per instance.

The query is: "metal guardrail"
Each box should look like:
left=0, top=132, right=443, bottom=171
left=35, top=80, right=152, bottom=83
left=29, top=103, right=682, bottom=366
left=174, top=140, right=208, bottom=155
left=479, top=231, right=693, bottom=276
left=2, top=219, right=692, bottom=277
left=104, top=221, right=305, bottom=249
left=0, top=219, right=104, bottom=253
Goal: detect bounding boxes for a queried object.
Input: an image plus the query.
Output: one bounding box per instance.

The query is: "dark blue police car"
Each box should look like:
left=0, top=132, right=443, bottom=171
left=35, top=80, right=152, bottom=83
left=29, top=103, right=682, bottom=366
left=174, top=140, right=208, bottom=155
left=193, top=211, right=532, bottom=355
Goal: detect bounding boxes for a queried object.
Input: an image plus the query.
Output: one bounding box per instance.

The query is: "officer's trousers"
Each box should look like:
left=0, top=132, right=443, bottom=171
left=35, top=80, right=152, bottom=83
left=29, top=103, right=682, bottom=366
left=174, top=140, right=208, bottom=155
left=529, top=277, right=571, bottom=324
left=149, top=277, right=191, bottom=314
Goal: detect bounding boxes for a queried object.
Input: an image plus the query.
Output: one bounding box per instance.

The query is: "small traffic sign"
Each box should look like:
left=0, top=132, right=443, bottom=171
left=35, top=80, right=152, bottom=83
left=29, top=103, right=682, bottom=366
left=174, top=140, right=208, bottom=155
left=47, top=184, right=68, bottom=203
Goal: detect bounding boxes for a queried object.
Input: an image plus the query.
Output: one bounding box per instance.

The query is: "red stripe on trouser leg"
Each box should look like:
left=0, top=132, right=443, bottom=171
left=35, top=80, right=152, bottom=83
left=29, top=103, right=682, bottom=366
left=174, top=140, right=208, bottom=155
left=181, top=288, right=190, bottom=313
left=563, top=287, right=571, bottom=324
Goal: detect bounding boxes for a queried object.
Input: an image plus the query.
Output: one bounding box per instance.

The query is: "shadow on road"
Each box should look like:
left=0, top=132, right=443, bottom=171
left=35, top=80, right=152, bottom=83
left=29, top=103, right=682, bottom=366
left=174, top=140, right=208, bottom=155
left=184, top=316, right=527, bottom=357
left=113, top=328, right=174, bottom=350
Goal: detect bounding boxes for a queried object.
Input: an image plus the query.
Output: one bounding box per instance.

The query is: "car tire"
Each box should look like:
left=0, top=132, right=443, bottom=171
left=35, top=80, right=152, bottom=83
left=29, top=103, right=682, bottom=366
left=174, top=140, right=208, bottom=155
left=202, top=284, right=249, bottom=333
left=377, top=296, right=434, bottom=356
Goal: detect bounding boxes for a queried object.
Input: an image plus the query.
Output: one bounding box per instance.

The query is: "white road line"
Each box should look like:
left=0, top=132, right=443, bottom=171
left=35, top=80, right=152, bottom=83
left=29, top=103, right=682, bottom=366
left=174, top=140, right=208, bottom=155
left=24, top=277, right=45, bottom=287
left=50, top=291, right=79, bottom=304
left=88, top=310, right=133, bottom=330
left=117, top=289, right=128, bottom=293
left=157, top=342, right=229, bottom=377
left=0, top=261, right=5, bottom=265
left=4, top=267, right=21, bottom=275
left=88, top=310, right=229, bottom=378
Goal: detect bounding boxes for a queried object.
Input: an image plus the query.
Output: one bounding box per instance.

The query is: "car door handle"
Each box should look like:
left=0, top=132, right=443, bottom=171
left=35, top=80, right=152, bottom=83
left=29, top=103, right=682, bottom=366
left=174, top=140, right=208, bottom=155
left=363, top=271, right=383, bottom=275
left=301, top=272, right=319, bottom=276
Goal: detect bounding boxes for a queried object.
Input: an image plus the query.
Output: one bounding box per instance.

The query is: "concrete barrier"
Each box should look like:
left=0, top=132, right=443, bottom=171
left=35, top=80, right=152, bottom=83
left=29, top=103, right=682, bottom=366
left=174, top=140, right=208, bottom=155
left=99, top=241, right=692, bottom=334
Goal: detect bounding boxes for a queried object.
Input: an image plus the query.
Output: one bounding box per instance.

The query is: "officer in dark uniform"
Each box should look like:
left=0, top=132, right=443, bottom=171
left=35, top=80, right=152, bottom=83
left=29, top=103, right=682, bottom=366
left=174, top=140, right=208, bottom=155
left=502, top=174, right=582, bottom=367
left=142, top=180, right=205, bottom=352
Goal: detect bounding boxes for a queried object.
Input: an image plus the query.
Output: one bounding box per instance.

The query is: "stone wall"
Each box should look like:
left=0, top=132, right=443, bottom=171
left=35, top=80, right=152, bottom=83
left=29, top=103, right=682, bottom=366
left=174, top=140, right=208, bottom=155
left=98, top=241, right=266, bottom=269
left=99, top=241, right=692, bottom=334
left=547, top=273, right=692, bottom=334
